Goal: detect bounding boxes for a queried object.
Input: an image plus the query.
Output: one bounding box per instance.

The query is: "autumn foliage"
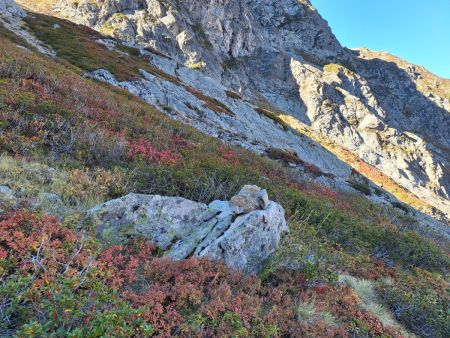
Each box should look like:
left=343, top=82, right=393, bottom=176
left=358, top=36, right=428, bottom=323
left=0, top=209, right=404, bottom=337
left=126, top=138, right=179, bottom=164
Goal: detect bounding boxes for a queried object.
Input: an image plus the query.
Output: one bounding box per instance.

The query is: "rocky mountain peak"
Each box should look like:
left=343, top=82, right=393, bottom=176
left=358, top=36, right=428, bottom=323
left=27, top=0, right=344, bottom=69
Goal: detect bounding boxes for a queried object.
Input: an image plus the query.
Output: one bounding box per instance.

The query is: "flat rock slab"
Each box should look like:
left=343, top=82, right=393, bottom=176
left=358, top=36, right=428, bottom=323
left=87, top=193, right=219, bottom=250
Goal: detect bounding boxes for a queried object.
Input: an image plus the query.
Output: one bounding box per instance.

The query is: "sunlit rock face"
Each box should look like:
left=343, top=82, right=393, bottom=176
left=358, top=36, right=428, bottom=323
left=16, top=0, right=450, bottom=221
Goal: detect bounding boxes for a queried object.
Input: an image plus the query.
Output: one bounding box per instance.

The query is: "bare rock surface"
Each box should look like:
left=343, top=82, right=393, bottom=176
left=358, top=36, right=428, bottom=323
left=196, top=200, right=287, bottom=274
left=87, top=186, right=288, bottom=274
left=0, top=185, right=15, bottom=204
left=230, top=185, right=268, bottom=214
left=0, top=0, right=55, bottom=56
left=88, top=193, right=217, bottom=249
left=0, top=0, right=25, bottom=17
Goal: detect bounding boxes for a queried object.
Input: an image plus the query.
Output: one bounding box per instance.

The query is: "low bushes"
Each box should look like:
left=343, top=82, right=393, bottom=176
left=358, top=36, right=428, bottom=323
left=349, top=180, right=372, bottom=196
left=0, top=155, right=128, bottom=212
left=255, top=108, right=290, bottom=131
left=0, top=209, right=401, bottom=337
left=0, top=210, right=153, bottom=337
left=377, top=270, right=449, bottom=338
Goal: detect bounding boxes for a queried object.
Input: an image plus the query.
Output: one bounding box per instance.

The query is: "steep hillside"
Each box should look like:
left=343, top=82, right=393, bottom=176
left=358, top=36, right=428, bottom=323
left=1, top=1, right=449, bottom=337
left=16, top=0, right=450, bottom=222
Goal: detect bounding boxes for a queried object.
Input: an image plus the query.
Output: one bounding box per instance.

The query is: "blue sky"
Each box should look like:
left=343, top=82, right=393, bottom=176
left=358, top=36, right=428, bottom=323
left=310, top=0, right=450, bottom=79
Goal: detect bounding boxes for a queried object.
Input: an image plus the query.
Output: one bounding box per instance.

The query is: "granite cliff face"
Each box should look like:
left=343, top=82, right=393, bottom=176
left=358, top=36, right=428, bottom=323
left=13, top=0, right=450, bottom=221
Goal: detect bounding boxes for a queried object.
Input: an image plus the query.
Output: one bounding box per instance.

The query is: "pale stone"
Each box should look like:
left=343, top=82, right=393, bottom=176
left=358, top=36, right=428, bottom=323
left=196, top=201, right=288, bottom=274
left=0, top=185, right=15, bottom=202
left=230, top=185, right=262, bottom=214
left=87, top=186, right=288, bottom=274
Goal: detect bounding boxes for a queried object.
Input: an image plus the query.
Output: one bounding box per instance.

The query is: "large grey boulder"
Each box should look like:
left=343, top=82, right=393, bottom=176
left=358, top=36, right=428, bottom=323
left=196, top=201, right=287, bottom=274
left=87, top=193, right=218, bottom=249
left=87, top=186, right=288, bottom=274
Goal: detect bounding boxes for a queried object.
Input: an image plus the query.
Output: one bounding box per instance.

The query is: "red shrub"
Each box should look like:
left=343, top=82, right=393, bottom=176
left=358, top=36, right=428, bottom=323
left=335, top=200, right=352, bottom=211
left=309, top=186, right=338, bottom=199
left=89, top=108, right=120, bottom=125
left=1, top=211, right=401, bottom=337
left=172, top=135, right=190, bottom=148
left=95, top=243, right=401, bottom=337
left=219, top=147, right=239, bottom=167
left=0, top=210, right=92, bottom=280
left=126, top=138, right=179, bottom=164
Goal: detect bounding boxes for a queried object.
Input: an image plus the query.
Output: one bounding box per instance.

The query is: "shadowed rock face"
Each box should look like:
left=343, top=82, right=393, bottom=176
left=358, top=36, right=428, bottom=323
left=291, top=57, right=450, bottom=211
left=87, top=186, right=288, bottom=274
left=15, top=0, right=450, bottom=220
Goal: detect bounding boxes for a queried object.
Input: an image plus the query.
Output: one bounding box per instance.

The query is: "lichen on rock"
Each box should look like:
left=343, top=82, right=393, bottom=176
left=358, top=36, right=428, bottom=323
left=87, top=185, right=288, bottom=274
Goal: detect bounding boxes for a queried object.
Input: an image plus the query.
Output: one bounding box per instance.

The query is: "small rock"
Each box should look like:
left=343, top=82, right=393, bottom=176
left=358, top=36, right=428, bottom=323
left=34, top=192, right=65, bottom=219
left=15, top=44, right=29, bottom=51
left=0, top=185, right=15, bottom=202
left=258, top=189, right=270, bottom=209
left=230, top=185, right=265, bottom=214
left=85, top=69, right=120, bottom=86
left=36, top=192, right=62, bottom=204
left=53, top=24, right=61, bottom=29
left=95, top=38, right=117, bottom=51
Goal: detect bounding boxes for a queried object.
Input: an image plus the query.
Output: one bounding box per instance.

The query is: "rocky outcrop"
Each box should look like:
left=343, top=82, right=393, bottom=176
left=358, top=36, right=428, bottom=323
left=0, top=0, right=25, bottom=17
left=87, top=185, right=288, bottom=274
left=0, top=0, right=55, bottom=56
left=13, top=0, right=450, bottom=221
left=290, top=59, right=450, bottom=215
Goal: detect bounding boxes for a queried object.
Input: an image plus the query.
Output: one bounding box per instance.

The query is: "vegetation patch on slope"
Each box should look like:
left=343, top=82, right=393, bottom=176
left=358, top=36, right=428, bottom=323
left=0, top=23, right=449, bottom=337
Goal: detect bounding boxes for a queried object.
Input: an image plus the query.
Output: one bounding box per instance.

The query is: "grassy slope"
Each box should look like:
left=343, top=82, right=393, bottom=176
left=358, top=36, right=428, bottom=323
left=0, top=17, right=449, bottom=337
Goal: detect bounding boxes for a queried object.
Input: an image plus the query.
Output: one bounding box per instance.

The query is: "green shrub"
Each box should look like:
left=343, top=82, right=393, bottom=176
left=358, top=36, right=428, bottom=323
left=262, top=217, right=340, bottom=283
left=9, top=277, right=154, bottom=338
left=377, top=273, right=449, bottom=338
left=349, top=180, right=372, bottom=196
left=256, top=108, right=290, bottom=131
